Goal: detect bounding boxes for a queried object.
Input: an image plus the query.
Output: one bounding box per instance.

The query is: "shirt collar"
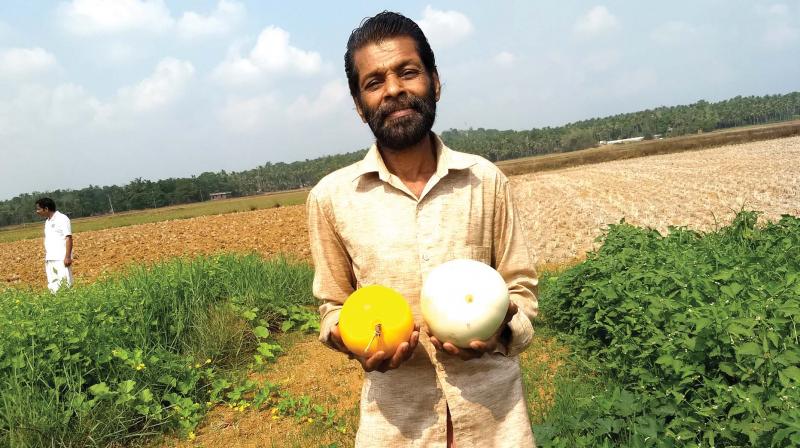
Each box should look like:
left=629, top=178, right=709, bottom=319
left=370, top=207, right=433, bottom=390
left=352, top=132, right=476, bottom=182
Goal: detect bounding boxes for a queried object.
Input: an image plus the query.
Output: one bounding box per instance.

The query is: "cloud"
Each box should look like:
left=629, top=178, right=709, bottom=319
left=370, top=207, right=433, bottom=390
left=218, top=94, right=278, bottom=133
left=212, top=26, right=322, bottom=86
left=650, top=21, right=699, bottom=46
left=287, top=80, right=349, bottom=121
left=0, top=83, right=105, bottom=137
left=493, top=51, right=516, bottom=67
left=0, top=47, right=58, bottom=78
left=59, top=0, right=174, bottom=35
left=574, top=6, right=619, bottom=37
left=117, top=58, right=195, bottom=112
left=0, top=57, right=193, bottom=137
left=177, top=0, right=244, bottom=40
left=417, top=6, right=473, bottom=48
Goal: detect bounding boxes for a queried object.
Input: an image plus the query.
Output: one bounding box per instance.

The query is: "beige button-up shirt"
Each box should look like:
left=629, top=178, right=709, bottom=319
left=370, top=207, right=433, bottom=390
left=307, top=134, right=539, bottom=447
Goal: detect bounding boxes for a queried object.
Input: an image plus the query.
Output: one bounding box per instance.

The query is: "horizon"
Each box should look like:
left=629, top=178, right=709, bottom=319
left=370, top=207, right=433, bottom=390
left=1, top=1, right=798, bottom=200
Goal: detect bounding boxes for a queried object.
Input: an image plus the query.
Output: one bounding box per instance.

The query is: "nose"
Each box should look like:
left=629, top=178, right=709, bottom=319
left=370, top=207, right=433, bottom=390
left=384, top=73, right=404, bottom=98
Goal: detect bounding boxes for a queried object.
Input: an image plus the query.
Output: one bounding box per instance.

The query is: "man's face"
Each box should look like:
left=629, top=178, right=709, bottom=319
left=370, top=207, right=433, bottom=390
left=35, top=205, right=48, bottom=218
left=352, top=36, right=440, bottom=150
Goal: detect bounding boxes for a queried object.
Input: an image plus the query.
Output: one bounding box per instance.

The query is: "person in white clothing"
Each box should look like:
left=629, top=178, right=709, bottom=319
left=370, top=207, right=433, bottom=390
left=35, top=197, right=74, bottom=292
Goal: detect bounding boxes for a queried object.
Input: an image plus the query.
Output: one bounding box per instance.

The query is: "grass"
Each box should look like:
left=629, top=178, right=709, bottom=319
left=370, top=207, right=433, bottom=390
left=0, top=190, right=309, bottom=244
left=0, top=249, right=639, bottom=447
left=0, top=253, right=320, bottom=447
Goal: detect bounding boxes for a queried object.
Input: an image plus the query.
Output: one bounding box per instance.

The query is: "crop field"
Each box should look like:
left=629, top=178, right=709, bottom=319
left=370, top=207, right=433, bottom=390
left=2, top=137, right=798, bottom=289
left=513, top=136, right=800, bottom=268
left=1, top=135, right=799, bottom=447
left=0, top=189, right=308, bottom=244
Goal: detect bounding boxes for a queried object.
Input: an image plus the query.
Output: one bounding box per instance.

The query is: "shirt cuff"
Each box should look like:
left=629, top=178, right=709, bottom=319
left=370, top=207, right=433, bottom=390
left=318, top=307, right=342, bottom=350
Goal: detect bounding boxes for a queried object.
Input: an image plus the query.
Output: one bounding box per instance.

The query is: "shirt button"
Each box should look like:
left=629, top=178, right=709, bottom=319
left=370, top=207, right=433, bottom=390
left=422, top=254, right=430, bottom=261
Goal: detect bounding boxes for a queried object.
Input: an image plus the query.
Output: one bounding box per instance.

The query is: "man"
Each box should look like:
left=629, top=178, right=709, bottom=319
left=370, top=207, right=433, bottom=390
left=307, top=11, right=538, bottom=447
left=35, top=197, right=74, bottom=292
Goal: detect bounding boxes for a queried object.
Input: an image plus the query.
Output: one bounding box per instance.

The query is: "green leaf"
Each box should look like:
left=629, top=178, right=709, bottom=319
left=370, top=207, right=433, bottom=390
left=88, top=382, right=111, bottom=397
left=781, top=366, right=800, bottom=382
left=718, top=362, right=738, bottom=377
left=713, top=270, right=734, bottom=281
left=119, top=380, right=136, bottom=394
left=720, top=283, right=744, bottom=298
left=139, top=388, right=153, bottom=403
left=736, top=342, right=761, bottom=357
left=253, top=326, right=270, bottom=339
left=656, top=354, right=674, bottom=367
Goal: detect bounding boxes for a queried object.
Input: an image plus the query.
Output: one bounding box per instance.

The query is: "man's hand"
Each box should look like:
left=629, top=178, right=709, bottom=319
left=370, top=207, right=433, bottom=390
left=427, top=301, right=518, bottom=361
left=330, top=323, right=420, bottom=373
left=63, top=256, right=73, bottom=267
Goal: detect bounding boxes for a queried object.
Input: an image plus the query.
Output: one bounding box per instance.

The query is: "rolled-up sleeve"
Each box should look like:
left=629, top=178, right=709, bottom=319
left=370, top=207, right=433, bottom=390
left=306, top=189, right=356, bottom=349
left=493, top=176, right=539, bottom=357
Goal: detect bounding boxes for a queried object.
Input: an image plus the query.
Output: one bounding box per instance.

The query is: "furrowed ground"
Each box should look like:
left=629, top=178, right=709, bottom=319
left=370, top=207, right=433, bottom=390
left=1, top=136, right=798, bottom=447
left=2, top=136, right=798, bottom=288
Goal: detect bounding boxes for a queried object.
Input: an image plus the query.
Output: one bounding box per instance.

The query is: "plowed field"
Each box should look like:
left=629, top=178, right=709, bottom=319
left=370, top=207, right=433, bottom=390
left=2, top=136, right=799, bottom=288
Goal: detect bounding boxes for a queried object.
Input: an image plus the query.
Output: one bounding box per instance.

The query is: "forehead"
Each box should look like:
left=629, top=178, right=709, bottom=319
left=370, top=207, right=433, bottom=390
left=353, top=36, right=421, bottom=78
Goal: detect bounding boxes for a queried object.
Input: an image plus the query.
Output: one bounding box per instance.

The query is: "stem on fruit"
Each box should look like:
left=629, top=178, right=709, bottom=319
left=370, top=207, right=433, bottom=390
left=363, top=323, right=382, bottom=355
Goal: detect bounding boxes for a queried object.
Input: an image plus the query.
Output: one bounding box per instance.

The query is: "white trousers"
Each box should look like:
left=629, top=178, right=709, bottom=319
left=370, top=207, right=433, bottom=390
left=45, top=260, right=73, bottom=293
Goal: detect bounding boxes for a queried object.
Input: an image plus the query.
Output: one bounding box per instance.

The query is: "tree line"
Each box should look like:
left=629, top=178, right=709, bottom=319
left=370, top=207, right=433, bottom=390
left=2, top=92, right=799, bottom=227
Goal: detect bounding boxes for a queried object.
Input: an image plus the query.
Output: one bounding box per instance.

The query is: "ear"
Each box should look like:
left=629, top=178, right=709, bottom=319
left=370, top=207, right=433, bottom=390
left=432, top=70, right=441, bottom=102
left=353, top=95, right=367, bottom=123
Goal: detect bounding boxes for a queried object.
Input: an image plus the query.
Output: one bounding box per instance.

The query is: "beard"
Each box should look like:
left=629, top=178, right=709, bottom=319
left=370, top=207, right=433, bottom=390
left=359, top=85, right=437, bottom=151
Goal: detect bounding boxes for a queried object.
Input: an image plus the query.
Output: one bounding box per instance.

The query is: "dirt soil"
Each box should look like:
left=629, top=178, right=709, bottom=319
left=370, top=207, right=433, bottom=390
left=1, top=205, right=311, bottom=288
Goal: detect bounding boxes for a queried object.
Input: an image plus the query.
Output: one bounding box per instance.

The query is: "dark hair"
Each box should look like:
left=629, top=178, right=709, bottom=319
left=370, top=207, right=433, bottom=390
left=344, top=11, right=437, bottom=97
left=36, top=197, right=56, bottom=212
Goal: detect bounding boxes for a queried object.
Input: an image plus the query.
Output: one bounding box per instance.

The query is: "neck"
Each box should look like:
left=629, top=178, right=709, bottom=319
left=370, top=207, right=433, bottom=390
left=378, top=133, right=437, bottom=183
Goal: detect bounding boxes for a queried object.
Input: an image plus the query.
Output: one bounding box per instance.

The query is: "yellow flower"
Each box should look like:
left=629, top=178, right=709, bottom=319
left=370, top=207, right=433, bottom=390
left=271, top=415, right=279, bottom=420
left=205, top=358, right=212, bottom=364
left=307, top=418, right=314, bottom=424
left=135, top=363, right=145, bottom=371
left=187, top=431, right=196, bottom=441
left=194, top=363, right=201, bottom=368
left=270, top=408, right=278, bottom=415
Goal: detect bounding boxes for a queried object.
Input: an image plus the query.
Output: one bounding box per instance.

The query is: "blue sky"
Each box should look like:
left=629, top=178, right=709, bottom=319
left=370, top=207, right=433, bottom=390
left=0, top=1, right=798, bottom=200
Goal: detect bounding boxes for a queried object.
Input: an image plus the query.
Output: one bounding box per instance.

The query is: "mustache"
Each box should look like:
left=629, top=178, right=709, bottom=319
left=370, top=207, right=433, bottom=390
left=375, top=95, right=425, bottom=121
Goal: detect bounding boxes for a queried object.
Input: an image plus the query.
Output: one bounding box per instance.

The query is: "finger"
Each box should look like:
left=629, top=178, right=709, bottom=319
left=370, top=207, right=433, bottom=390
left=389, top=343, right=409, bottom=369
left=469, top=340, right=495, bottom=353
left=429, top=336, right=444, bottom=351
left=504, top=302, right=519, bottom=323
left=376, top=358, right=395, bottom=373
left=442, top=342, right=461, bottom=356
left=409, top=330, right=420, bottom=350
left=364, top=351, right=387, bottom=371
left=329, top=326, right=351, bottom=355
left=329, top=326, right=344, bottom=344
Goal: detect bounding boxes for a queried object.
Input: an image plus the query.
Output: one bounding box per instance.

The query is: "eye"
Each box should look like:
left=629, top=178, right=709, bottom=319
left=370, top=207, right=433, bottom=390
left=401, top=69, right=420, bottom=79
left=364, top=79, right=382, bottom=91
